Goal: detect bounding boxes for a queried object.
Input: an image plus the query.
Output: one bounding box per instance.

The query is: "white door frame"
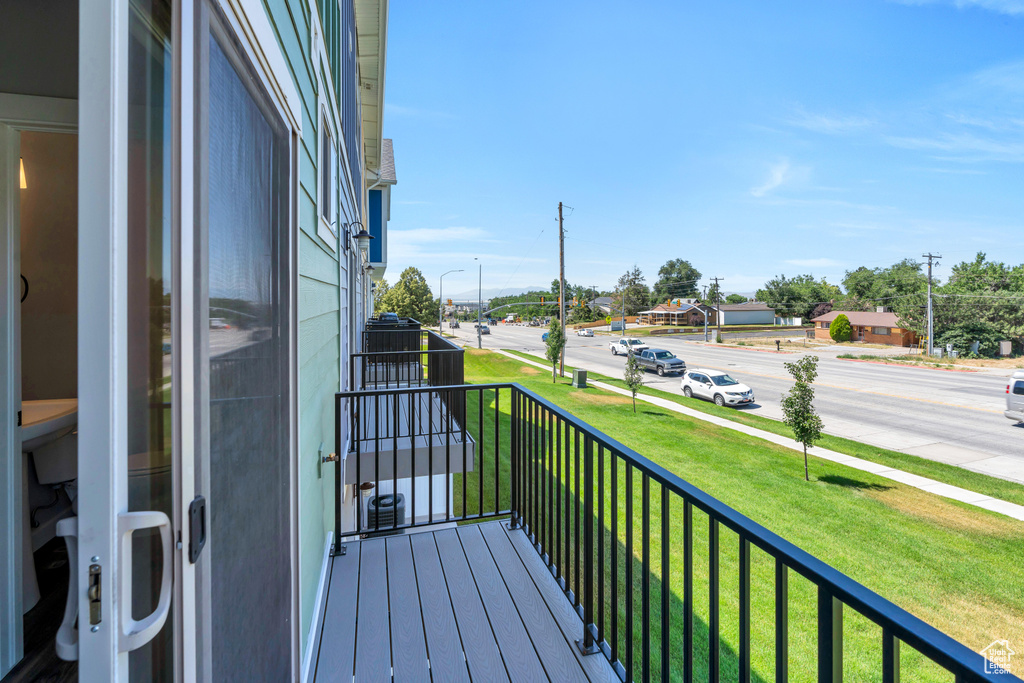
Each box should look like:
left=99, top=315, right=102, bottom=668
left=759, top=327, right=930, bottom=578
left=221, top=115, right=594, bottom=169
left=77, top=0, right=132, bottom=676
left=0, top=94, right=77, bottom=679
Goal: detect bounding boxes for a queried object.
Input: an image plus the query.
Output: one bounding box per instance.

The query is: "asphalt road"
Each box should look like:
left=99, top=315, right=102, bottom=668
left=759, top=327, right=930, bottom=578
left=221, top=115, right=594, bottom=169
left=453, top=324, right=1024, bottom=484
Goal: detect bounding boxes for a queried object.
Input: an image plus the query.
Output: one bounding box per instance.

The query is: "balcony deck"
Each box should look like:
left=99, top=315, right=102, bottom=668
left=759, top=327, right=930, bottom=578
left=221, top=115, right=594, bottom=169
left=312, top=521, right=618, bottom=683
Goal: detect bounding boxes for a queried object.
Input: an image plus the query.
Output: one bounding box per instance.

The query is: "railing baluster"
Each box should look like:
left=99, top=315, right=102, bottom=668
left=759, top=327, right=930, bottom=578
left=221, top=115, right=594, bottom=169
left=642, top=473, right=651, bottom=683
left=374, top=393, right=380, bottom=532
left=684, top=500, right=693, bottom=683
left=626, top=463, right=634, bottom=680
left=445, top=387, right=451, bottom=522
left=555, top=415, right=562, bottom=576
left=393, top=390, right=399, bottom=529
left=494, top=387, right=500, bottom=517
left=334, top=394, right=342, bottom=551
left=661, top=484, right=669, bottom=683
left=478, top=387, right=484, bottom=517
left=564, top=419, right=571, bottom=587
left=611, top=453, right=618, bottom=664
left=574, top=427, right=581, bottom=609
left=355, top=396, right=362, bottom=534
left=882, top=627, right=900, bottom=683
left=598, top=446, right=605, bottom=639
left=461, top=388, right=467, bottom=519
left=411, top=386, right=416, bottom=522
left=776, top=557, right=788, bottom=683
left=740, top=536, right=751, bottom=683
left=709, top=517, right=720, bottom=682
left=428, top=390, right=434, bottom=525
left=509, top=389, right=517, bottom=528
left=576, top=435, right=599, bottom=655
left=817, top=586, right=843, bottom=683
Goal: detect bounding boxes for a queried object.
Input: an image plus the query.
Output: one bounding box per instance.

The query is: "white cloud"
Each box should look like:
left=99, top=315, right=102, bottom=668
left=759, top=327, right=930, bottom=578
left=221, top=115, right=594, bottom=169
left=751, top=159, right=795, bottom=197
left=885, top=132, right=1024, bottom=162
left=892, top=0, right=1024, bottom=15
left=786, top=108, right=875, bottom=134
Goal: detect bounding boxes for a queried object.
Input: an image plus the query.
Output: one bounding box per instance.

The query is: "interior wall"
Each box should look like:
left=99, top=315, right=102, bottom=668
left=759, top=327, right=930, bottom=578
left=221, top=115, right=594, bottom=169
left=20, top=130, right=77, bottom=400
left=0, top=0, right=78, bottom=100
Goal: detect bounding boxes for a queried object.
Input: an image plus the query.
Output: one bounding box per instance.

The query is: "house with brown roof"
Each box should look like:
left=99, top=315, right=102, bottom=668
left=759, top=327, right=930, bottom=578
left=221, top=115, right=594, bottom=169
left=637, top=302, right=709, bottom=326
left=811, top=310, right=919, bottom=346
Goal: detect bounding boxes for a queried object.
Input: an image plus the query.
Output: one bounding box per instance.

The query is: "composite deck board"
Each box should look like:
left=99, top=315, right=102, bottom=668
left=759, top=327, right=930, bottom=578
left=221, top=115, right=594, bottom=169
left=313, top=543, right=360, bottom=683
left=456, top=526, right=549, bottom=682
left=353, top=539, right=391, bottom=682
left=315, top=522, right=618, bottom=682
left=384, top=537, right=431, bottom=682
left=503, top=523, right=622, bottom=683
left=433, top=528, right=510, bottom=682
left=408, top=533, right=471, bottom=683
left=480, top=523, right=590, bottom=683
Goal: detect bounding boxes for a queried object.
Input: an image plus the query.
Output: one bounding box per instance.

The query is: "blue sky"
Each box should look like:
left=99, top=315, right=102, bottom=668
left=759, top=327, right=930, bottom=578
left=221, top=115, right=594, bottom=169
left=382, top=0, right=1024, bottom=300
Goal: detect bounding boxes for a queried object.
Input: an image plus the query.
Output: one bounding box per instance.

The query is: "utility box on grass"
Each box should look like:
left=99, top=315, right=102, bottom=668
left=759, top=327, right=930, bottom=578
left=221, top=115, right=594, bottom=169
left=572, top=369, right=587, bottom=388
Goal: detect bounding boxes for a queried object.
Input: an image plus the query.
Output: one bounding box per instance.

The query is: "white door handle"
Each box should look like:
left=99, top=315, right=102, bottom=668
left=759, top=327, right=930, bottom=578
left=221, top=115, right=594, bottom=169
left=55, top=516, right=79, bottom=661
left=117, top=510, right=172, bottom=653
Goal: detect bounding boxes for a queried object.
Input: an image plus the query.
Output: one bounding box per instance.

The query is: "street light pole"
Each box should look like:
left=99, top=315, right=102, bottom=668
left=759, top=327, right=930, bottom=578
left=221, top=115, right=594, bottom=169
left=438, top=269, right=463, bottom=331
left=475, top=258, right=482, bottom=349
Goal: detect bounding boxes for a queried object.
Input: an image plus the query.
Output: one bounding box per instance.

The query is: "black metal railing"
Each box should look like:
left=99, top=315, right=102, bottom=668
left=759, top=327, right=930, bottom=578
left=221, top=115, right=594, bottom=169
left=350, top=328, right=463, bottom=390
left=332, top=382, right=1016, bottom=683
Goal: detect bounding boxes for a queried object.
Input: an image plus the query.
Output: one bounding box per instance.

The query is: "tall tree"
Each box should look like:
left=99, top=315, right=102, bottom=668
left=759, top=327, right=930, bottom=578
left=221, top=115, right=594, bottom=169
left=780, top=356, right=823, bottom=481
left=616, top=266, right=650, bottom=316
left=756, top=274, right=841, bottom=319
left=725, top=294, right=748, bottom=304
left=651, top=259, right=702, bottom=305
left=372, top=278, right=391, bottom=314
left=377, top=267, right=435, bottom=322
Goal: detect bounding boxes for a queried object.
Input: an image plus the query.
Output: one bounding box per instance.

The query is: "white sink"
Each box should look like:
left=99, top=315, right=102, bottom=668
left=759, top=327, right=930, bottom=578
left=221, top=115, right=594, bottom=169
left=22, top=399, right=78, bottom=452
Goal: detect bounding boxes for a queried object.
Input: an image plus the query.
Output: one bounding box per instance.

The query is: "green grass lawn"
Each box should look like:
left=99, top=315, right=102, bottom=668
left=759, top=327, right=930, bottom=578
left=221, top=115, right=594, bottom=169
left=500, top=347, right=1024, bottom=508
left=455, top=349, right=1024, bottom=683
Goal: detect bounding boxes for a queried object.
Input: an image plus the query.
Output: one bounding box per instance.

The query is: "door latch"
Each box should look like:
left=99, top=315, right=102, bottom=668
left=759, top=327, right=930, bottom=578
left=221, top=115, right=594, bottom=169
left=88, top=563, right=102, bottom=625
left=188, top=496, right=207, bottom=564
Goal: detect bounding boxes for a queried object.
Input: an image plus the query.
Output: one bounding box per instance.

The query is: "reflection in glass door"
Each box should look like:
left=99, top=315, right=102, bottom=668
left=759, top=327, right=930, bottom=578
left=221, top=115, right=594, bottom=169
left=195, top=6, right=292, bottom=680
left=127, top=0, right=174, bottom=679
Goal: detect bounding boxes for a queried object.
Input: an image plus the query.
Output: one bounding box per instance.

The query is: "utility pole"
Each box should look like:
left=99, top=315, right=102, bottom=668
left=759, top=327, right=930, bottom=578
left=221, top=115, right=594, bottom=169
left=923, top=252, right=941, bottom=357
left=701, top=285, right=709, bottom=341
left=558, top=202, right=566, bottom=376
left=711, top=277, right=724, bottom=342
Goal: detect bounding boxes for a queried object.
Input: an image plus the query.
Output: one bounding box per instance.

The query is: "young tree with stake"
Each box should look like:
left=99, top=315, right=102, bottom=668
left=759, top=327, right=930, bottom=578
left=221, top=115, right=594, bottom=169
left=623, top=350, right=644, bottom=413
left=544, top=319, right=566, bottom=383
left=781, top=355, right=823, bottom=481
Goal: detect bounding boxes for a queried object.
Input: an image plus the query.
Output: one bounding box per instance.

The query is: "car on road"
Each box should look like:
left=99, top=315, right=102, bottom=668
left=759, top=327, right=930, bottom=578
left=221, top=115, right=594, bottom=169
left=609, top=337, right=648, bottom=355
left=541, top=332, right=548, bottom=342
left=634, top=348, right=686, bottom=376
left=1006, top=370, right=1024, bottom=422
left=477, top=324, right=490, bottom=335
left=576, top=328, right=594, bottom=337
left=681, top=369, right=754, bottom=407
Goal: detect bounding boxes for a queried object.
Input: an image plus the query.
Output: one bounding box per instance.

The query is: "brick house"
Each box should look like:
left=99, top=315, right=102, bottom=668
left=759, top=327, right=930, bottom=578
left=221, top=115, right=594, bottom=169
left=811, top=310, right=919, bottom=346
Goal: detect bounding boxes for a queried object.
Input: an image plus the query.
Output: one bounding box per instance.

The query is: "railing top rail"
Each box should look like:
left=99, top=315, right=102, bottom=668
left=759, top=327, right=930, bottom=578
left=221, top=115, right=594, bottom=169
left=351, top=349, right=461, bottom=358
left=335, top=381, right=1001, bottom=678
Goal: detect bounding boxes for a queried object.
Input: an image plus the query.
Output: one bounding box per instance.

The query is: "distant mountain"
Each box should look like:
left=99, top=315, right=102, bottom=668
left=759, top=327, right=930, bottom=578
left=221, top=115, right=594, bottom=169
left=446, top=285, right=548, bottom=301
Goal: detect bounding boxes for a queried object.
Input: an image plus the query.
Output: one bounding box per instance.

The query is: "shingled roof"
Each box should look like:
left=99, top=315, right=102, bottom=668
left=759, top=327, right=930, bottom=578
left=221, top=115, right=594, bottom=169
left=379, top=138, right=396, bottom=184
left=811, top=310, right=905, bottom=327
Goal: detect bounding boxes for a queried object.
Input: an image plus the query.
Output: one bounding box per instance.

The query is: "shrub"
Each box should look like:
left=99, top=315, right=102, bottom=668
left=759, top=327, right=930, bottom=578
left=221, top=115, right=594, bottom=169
left=937, top=321, right=1003, bottom=358
left=829, top=314, right=852, bottom=342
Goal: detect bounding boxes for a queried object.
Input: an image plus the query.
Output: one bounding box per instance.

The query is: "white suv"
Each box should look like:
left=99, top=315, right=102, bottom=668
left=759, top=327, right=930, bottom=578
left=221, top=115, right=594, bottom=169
left=681, top=369, right=754, bottom=407
left=1006, top=371, right=1024, bottom=423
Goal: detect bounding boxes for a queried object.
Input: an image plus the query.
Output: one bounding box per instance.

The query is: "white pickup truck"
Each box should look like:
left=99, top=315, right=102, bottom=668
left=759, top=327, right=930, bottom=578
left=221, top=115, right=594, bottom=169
left=609, top=337, right=649, bottom=355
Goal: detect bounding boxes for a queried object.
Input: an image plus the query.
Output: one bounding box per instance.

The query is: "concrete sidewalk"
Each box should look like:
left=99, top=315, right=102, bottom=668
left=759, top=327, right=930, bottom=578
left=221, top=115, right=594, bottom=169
left=492, top=348, right=1024, bottom=523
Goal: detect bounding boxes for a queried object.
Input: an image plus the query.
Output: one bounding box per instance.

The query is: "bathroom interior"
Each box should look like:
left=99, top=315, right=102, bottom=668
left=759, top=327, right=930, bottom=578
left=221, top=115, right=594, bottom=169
left=1, top=1, right=80, bottom=680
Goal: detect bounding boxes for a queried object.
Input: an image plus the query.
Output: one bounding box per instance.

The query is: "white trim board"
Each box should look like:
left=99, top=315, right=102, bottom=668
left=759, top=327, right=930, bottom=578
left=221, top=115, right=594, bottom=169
left=300, top=532, right=333, bottom=683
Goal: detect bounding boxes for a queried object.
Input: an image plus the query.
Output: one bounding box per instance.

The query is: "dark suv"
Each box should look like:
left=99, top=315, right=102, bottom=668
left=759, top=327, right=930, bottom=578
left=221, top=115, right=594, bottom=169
left=632, top=348, right=686, bottom=376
